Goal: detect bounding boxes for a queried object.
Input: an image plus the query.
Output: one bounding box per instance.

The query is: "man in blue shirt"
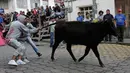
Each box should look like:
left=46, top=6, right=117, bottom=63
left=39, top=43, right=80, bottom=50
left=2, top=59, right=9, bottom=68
left=76, top=12, right=84, bottom=22
left=115, top=9, right=127, bottom=42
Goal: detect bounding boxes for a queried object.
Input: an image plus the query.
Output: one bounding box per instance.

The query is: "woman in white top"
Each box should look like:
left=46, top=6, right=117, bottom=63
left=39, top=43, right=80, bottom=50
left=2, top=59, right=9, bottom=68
left=97, top=10, right=104, bottom=21
left=84, top=12, right=92, bottom=22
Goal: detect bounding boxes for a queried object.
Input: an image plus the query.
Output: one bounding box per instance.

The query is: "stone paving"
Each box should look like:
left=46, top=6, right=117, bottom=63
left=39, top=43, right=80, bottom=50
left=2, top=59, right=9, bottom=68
left=0, top=43, right=130, bottom=73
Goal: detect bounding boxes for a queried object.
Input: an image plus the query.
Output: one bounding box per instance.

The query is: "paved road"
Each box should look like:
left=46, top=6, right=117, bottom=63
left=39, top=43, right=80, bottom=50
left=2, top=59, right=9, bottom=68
left=0, top=43, right=130, bottom=73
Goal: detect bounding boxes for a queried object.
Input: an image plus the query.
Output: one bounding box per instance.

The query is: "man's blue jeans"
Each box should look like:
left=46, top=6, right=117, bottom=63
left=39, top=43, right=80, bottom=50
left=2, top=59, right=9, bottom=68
left=50, top=32, right=54, bottom=47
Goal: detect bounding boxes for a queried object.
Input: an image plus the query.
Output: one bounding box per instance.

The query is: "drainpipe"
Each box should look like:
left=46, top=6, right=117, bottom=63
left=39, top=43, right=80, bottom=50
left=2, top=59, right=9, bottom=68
left=92, top=0, right=97, bottom=18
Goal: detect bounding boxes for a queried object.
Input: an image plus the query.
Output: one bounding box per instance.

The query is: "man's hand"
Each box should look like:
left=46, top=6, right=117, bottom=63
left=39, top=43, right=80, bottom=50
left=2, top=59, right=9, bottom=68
left=37, top=27, right=41, bottom=31
left=37, top=27, right=43, bottom=31
left=125, top=24, right=128, bottom=28
left=125, top=21, right=128, bottom=28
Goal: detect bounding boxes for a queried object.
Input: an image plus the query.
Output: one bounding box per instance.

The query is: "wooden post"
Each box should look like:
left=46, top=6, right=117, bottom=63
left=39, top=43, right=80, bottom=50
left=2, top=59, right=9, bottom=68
left=38, top=14, right=42, bottom=41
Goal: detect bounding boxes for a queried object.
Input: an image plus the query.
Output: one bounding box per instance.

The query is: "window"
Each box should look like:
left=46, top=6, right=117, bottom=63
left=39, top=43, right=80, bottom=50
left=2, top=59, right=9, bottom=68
left=80, top=8, right=84, bottom=11
left=17, top=0, right=27, bottom=9
left=31, top=0, right=40, bottom=9
left=35, top=3, right=38, bottom=8
left=79, top=6, right=93, bottom=18
left=0, top=0, right=8, bottom=9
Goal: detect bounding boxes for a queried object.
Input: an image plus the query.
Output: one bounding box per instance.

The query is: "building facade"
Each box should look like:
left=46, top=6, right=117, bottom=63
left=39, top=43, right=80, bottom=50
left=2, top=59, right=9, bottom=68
left=115, top=0, right=130, bottom=37
left=1, top=0, right=48, bottom=13
left=64, top=0, right=130, bottom=37
left=64, top=0, right=115, bottom=21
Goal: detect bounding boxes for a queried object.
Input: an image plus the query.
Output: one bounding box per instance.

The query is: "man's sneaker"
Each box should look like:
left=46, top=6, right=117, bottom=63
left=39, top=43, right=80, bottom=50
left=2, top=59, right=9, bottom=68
left=24, top=59, right=30, bottom=63
left=17, top=59, right=26, bottom=65
left=8, top=60, right=18, bottom=66
left=37, top=52, right=42, bottom=57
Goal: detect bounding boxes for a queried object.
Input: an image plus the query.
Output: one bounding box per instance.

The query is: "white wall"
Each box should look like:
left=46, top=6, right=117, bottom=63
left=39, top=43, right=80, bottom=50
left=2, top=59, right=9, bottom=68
left=48, top=0, right=55, bottom=7
left=41, top=0, right=48, bottom=8
left=66, top=0, right=115, bottom=21
left=7, top=0, right=27, bottom=13
left=96, top=0, right=115, bottom=17
left=6, top=0, right=48, bottom=13
left=66, top=0, right=93, bottom=21
left=4, top=0, right=15, bottom=13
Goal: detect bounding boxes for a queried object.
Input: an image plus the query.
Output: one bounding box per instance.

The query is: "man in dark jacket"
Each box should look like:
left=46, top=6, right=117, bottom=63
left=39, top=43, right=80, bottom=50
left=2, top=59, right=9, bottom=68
left=103, top=9, right=114, bottom=42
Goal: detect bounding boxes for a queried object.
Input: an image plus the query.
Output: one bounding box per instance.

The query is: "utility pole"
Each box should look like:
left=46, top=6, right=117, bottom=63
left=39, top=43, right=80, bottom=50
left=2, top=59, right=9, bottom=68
left=63, top=0, right=76, bottom=21
left=92, top=0, right=97, bottom=18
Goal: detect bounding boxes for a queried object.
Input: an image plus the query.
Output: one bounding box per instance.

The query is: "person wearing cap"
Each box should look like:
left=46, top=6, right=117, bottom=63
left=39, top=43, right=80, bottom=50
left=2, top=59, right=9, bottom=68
left=6, top=15, right=40, bottom=66
left=84, top=12, right=92, bottom=22
left=103, top=9, right=114, bottom=42
left=115, top=9, right=127, bottom=42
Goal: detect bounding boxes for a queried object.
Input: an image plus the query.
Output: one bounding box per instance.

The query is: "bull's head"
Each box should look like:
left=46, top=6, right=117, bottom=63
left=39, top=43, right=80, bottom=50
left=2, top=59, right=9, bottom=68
left=105, top=20, right=118, bottom=37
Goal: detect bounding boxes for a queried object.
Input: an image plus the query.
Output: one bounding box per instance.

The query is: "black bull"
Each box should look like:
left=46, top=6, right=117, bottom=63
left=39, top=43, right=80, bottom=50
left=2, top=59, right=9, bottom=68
left=47, top=19, right=117, bottom=67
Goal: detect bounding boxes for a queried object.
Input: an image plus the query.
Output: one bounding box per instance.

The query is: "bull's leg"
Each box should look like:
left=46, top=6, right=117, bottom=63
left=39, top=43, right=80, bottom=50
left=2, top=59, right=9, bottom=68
left=51, top=40, right=62, bottom=61
left=92, top=47, right=105, bottom=67
left=78, top=47, right=90, bottom=62
left=66, top=44, right=77, bottom=62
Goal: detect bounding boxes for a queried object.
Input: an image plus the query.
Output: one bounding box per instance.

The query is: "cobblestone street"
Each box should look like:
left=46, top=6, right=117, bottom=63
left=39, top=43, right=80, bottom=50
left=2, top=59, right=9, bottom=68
left=0, top=43, right=130, bottom=73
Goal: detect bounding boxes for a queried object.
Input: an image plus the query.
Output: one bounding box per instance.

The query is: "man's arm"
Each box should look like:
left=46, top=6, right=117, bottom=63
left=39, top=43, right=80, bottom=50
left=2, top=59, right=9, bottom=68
left=124, top=15, right=127, bottom=27
left=20, top=24, right=39, bottom=35
left=27, top=23, right=36, bottom=29
left=103, top=15, right=106, bottom=21
left=82, top=16, right=84, bottom=21
left=114, top=15, right=117, bottom=27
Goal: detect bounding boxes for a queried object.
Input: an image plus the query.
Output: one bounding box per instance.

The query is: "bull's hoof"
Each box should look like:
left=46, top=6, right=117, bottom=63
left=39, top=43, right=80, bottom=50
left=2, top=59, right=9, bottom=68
left=73, top=59, right=77, bottom=62
left=78, top=57, right=84, bottom=62
left=78, top=59, right=81, bottom=62
left=51, top=57, right=55, bottom=61
left=100, top=63, right=105, bottom=67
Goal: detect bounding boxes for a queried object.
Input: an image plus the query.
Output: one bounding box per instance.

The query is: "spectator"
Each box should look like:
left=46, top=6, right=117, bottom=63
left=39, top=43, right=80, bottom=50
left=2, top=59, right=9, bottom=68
left=26, top=9, right=32, bottom=17
left=31, top=9, right=34, bottom=14
left=76, top=12, right=84, bottom=22
left=115, top=9, right=127, bottom=42
left=52, top=6, right=55, bottom=11
left=60, top=2, right=65, bottom=9
left=22, top=11, right=25, bottom=16
left=45, top=5, right=51, bottom=17
left=54, top=4, right=61, bottom=12
left=49, top=6, right=52, bottom=14
left=103, top=9, right=114, bottom=42
left=49, top=17, right=56, bottom=47
left=33, top=8, right=37, bottom=15
left=60, top=8, right=65, bottom=18
left=84, top=12, right=91, bottom=22
left=12, top=12, right=18, bottom=21
left=97, top=10, right=104, bottom=21
left=38, top=7, right=43, bottom=26
left=41, top=6, right=46, bottom=24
